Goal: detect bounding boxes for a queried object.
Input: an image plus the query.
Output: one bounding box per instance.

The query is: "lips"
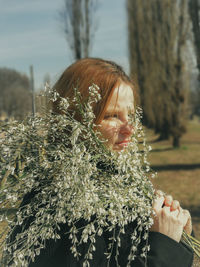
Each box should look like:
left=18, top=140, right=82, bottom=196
left=115, top=140, right=130, bottom=146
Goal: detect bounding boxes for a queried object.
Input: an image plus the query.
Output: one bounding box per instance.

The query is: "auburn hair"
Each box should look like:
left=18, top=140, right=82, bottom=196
left=52, top=58, right=137, bottom=124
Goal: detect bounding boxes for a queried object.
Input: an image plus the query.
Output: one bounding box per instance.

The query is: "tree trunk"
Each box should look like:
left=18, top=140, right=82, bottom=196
left=173, top=136, right=180, bottom=148
left=158, top=131, right=170, bottom=141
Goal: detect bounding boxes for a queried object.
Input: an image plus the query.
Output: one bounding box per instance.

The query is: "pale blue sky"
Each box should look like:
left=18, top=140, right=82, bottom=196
left=0, top=0, right=129, bottom=90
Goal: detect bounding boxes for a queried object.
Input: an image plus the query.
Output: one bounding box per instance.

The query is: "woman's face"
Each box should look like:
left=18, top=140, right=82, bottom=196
left=98, top=83, right=134, bottom=151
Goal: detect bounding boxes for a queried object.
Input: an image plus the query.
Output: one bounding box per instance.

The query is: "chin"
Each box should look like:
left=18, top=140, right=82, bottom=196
left=112, top=146, right=124, bottom=152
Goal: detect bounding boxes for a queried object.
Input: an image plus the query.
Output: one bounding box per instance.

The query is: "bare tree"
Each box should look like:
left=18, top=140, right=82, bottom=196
left=60, top=0, right=98, bottom=60
left=127, top=0, right=190, bottom=147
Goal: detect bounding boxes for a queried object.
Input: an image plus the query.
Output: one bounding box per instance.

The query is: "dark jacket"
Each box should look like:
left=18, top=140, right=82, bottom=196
left=6, top=177, right=194, bottom=267
left=26, top=222, right=193, bottom=267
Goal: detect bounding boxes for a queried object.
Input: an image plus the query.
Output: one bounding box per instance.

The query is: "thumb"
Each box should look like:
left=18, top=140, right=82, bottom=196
left=183, top=210, right=192, bottom=235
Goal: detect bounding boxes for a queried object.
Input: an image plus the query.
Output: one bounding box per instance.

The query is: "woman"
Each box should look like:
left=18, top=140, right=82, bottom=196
left=5, top=58, right=193, bottom=267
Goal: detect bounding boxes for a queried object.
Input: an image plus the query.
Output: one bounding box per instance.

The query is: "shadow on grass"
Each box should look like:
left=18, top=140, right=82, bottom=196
left=151, top=163, right=200, bottom=171
left=189, top=206, right=200, bottom=218
left=183, top=205, right=200, bottom=217
left=151, top=147, right=174, bottom=153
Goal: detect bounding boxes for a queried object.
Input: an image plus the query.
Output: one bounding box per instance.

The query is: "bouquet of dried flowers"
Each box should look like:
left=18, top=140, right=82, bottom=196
left=0, top=84, right=199, bottom=266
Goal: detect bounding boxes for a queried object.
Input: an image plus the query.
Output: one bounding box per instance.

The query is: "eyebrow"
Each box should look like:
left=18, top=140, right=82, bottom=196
left=104, top=109, right=120, bottom=114
left=105, top=107, right=135, bottom=114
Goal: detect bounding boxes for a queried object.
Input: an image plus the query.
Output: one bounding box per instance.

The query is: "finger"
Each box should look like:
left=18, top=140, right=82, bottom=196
left=182, top=209, right=191, bottom=222
left=182, top=209, right=191, bottom=225
left=162, top=206, right=171, bottom=216
left=164, top=195, right=173, bottom=207
left=170, top=208, right=180, bottom=218
left=170, top=200, right=180, bottom=211
left=183, top=210, right=192, bottom=235
left=153, top=196, right=165, bottom=212
left=177, top=208, right=189, bottom=226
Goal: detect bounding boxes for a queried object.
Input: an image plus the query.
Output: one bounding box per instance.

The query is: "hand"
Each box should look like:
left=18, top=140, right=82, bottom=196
left=150, top=194, right=192, bottom=242
left=155, top=190, right=192, bottom=235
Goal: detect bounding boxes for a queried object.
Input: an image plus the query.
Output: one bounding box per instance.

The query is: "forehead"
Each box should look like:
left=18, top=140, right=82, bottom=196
left=106, top=83, right=134, bottom=111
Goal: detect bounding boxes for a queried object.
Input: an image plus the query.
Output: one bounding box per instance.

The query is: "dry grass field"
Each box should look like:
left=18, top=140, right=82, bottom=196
left=147, top=117, right=200, bottom=240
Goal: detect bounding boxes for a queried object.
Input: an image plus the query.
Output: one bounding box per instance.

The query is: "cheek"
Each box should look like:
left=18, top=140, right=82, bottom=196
left=99, top=121, right=118, bottom=141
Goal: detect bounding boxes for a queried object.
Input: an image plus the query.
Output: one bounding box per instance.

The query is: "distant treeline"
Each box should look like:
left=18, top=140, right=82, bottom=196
left=0, top=68, right=51, bottom=121
left=0, top=68, right=32, bottom=120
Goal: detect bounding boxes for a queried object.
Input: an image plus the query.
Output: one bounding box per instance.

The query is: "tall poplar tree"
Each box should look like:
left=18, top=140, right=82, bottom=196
left=189, top=0, right=200, bottom=117
left=127, top=0, right=190, bottom=147
left=189, top=0, right=200, bottom=77
left=60, top=0, right=98, bottom=60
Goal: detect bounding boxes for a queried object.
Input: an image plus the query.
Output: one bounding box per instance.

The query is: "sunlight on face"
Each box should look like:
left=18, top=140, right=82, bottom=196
left=98, top=83, right=134, bottom=151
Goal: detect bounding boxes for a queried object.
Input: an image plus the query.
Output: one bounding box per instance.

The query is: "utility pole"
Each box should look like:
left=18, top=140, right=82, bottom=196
left=29, top=65, right=35, bottom=116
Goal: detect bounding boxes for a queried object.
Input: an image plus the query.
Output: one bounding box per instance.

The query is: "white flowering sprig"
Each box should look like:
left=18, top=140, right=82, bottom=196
left=0, top=84, right=155, bottom=267
left=182, top=231, right=200, bottom=258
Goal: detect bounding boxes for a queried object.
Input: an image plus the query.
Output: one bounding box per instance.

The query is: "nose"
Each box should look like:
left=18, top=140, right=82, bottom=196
left=120, top=121, right=133, bottom=136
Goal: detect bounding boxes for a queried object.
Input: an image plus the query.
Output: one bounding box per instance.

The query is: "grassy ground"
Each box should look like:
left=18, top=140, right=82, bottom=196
left=147, top=117, right=200, bottom=241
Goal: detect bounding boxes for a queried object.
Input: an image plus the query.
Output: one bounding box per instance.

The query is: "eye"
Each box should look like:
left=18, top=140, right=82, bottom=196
left=104, top=114, right=118, bottom=119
